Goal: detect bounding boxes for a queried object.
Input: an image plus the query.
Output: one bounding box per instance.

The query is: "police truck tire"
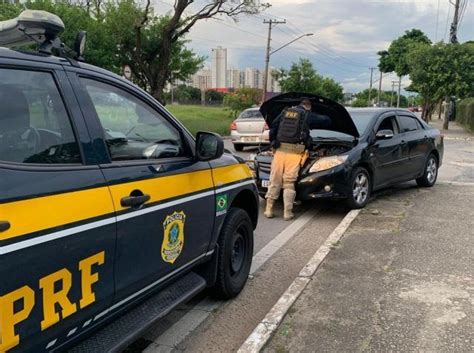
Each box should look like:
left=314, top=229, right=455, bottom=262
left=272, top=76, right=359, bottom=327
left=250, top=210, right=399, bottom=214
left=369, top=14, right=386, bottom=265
left=211, top=208, right=254, bottom=299
left=234, top=144, right=244, bottom=152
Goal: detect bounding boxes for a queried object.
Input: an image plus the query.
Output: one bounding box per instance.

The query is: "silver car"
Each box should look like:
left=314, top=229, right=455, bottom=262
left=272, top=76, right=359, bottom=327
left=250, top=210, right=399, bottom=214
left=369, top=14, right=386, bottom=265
left=230, top=108, right=270, bottom=151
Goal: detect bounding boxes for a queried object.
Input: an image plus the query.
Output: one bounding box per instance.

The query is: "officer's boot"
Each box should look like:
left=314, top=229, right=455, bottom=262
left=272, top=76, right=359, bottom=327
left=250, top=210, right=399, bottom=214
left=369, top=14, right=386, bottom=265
left=264, top=198, right=275, bottom=218
left=283, top=189, right=296, bottom=221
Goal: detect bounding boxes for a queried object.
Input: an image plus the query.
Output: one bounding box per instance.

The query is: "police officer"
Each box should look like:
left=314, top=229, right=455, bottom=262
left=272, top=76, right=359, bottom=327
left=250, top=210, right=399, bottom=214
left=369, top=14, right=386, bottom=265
left=264, top=98, right=331, bottom=220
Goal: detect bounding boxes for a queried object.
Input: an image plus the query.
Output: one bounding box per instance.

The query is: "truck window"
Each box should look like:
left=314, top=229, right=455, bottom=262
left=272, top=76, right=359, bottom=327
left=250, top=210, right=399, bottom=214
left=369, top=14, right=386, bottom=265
left=0, top=68, right=81, bottom=164
left=80, top=78, right=186, bottom=161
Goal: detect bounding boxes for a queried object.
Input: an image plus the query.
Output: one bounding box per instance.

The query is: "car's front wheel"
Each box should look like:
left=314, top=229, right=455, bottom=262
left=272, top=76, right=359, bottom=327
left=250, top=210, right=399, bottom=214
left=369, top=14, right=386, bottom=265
left=347, top=167, right=371, bottom=209
left=416, top=153, right=438, bottom=187
left=211, top=208, right=254, bottom=299
left=234, top=144, right=244, bottom=152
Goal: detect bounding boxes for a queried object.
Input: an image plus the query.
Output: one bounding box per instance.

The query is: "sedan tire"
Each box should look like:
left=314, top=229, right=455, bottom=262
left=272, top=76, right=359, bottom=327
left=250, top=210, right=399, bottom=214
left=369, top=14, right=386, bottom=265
left=416, top=153, right=438, bottom=187
left=347, top=167, right=371, bottom=209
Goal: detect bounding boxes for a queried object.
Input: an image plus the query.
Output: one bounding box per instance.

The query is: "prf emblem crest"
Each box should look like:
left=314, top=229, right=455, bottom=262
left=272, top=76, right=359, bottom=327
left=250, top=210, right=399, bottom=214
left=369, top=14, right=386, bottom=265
left=285, top=110, right=299, bottom=119
left=162, top=211, right=186, bottom=264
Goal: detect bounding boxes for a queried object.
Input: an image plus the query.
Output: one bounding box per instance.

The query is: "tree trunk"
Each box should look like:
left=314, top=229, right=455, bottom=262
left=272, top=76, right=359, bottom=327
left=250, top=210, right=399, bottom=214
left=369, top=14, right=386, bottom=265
left=438, top=101, right=443, bottom=120
left=443, top=95, right=450, bottom=130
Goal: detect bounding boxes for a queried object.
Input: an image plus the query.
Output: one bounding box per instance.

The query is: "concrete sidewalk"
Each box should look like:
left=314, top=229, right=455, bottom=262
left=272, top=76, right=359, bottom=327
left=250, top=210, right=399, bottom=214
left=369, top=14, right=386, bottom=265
left=264, top=182, right=474, bottom=352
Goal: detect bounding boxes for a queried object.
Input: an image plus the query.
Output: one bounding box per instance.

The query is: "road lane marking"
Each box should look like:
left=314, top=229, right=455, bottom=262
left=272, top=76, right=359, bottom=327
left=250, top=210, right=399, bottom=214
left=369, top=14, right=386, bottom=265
left=238, top=209, right=361, bottom=353
left=143, top=209, right=319, bottom=353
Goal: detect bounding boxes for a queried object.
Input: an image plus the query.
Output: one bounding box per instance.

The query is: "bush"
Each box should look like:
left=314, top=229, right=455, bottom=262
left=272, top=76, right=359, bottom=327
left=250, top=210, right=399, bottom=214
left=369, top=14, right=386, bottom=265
left=457, top=98, right=474, bottom=131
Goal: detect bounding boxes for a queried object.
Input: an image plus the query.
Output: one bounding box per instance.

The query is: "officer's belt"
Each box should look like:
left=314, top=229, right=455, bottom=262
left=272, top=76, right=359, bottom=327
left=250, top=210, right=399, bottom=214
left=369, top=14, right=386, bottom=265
left=278, top=143, right=306, bottom=153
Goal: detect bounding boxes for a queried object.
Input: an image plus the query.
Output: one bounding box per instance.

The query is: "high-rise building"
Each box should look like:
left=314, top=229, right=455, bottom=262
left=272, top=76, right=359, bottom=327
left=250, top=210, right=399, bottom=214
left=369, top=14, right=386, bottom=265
left=190, top=69, right=212, bottom=90
left=228, top=68, right=243, bottom=89
left=244, top=68, right=266, bottom=90
left=211, top=47, right=227, bottom=89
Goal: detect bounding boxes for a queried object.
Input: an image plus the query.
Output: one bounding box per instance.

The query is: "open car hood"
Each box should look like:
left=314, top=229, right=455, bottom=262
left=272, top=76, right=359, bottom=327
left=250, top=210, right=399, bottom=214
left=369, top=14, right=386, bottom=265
left=259, top=92, right=359, bottom=138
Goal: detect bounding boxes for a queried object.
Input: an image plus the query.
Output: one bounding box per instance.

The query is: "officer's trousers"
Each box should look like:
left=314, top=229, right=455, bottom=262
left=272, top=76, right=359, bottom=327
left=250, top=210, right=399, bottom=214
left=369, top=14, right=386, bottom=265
left=265, top=149, right=302, bottom=200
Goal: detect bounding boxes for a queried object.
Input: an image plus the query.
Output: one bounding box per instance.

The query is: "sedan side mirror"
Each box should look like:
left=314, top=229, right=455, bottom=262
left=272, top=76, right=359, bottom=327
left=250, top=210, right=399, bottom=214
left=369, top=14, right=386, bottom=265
left=376, top=129, right=394, bottom=140
left=196, top=131, right=224, bottom=161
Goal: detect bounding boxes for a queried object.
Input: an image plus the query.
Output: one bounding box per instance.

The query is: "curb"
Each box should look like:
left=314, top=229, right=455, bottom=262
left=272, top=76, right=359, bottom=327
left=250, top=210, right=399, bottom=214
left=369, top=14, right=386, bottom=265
left=238, top=209, right=361, bottom=353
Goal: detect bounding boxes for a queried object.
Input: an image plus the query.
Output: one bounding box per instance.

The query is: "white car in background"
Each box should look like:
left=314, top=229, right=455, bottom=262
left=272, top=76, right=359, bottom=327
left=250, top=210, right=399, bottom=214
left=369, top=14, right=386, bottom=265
left=230, top=107, right=270, bottom=151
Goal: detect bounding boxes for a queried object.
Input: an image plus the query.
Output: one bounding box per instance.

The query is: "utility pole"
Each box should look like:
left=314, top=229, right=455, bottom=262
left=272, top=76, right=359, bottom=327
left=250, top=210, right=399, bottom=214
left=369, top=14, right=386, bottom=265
left=450, top=0, right=461, bottom=44
left=444, top=0, right=461, bottom=129
left=368, top=67, right=375, bottom=107
left=390, top=81, right=399, bottom=107
left=397, top=76, right=402, bottom=108
left=262, top=19, right=286, bottom=103
left=377, top=71, right=383, bottom=107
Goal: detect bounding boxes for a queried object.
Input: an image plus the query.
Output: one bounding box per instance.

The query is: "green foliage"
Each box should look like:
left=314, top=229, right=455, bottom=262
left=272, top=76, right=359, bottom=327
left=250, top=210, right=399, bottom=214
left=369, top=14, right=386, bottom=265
left=388, top=29, right=431, bottom=77
left=457, top=98, right=474, bottom=132
left=223, top=88, right=261, bottom=117
left=352, top=89, right=409, bottom=107
left=164, top=85, right=201, bottom=104
left=166, top=105, right=232, bottom=136
left=275, top=58, right=344, bottom=102
left=377, top=50, right=394, bottom=73
left=407, top=42, right=474, bottom=102
left=206, top=90, right=225, bottom=103
left=0, top=2, right=21, bottom=21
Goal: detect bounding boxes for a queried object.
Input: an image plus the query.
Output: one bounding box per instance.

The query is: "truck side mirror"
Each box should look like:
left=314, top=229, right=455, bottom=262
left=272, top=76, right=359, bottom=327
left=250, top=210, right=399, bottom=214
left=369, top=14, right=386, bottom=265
left=196, top=132, right=224, bottom=161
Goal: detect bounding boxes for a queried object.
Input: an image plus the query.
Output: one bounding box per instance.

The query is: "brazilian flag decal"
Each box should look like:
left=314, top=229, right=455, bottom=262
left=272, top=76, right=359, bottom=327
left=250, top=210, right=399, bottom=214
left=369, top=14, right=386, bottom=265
left=216, top=194, right=228, bottom=216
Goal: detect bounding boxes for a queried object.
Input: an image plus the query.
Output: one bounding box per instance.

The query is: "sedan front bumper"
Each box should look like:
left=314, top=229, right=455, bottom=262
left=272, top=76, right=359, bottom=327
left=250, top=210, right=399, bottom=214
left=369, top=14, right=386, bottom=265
left=256, top=158, right=352, bottom=201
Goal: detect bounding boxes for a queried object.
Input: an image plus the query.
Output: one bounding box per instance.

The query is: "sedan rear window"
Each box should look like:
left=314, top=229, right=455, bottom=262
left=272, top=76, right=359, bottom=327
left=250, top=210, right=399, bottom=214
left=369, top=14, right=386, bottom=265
left=239, top=110, right=263, bottom=119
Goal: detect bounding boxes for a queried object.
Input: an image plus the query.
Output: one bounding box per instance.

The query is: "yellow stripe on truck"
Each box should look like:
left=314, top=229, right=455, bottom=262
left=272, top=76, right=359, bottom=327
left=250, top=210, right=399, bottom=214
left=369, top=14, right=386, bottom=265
left=0, top=187, right=114, bottom=242
left=212, top=164, right=253, bottom=186
left=0, top=164, right=252, bottom=243
left=107, top=169, right=214, bottom=212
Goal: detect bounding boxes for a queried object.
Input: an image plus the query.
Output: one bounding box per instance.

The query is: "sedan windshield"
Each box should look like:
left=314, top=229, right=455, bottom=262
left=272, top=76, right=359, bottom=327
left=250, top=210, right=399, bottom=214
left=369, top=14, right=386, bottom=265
left=348, top=111, right=375, bottom=135
left=239, top=110, right=263, bottom=119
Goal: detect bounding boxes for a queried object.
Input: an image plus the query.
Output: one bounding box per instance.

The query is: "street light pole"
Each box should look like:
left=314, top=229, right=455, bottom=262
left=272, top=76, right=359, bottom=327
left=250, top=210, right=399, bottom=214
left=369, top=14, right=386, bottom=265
left=368, top=67, right=375, bottom=107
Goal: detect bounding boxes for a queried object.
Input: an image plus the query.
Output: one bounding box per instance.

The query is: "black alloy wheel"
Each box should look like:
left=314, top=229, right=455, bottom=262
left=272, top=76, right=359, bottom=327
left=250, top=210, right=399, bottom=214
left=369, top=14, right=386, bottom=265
left=416, top=153, right=438, bottom=187
left=347, top=167, right=371, bottom=209
left=211, top=208, right=254, bottom=299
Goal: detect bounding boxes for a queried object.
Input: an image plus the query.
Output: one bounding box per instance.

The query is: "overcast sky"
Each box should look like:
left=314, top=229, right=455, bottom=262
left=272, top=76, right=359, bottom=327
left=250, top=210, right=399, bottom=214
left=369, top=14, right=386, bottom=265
left=154, top=0, right=474, bottom=94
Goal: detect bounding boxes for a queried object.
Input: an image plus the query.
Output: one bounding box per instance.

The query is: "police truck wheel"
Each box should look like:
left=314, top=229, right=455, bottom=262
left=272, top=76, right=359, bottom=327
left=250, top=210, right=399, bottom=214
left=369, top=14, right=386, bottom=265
left=234, top=144, right=244, bottom=152
left=211, top=208, right=254, bottom=299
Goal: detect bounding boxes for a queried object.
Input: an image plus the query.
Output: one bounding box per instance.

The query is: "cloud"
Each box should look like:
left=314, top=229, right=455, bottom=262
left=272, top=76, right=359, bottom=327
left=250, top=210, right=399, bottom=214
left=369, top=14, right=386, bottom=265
left=152, top=0, right=474, bottom=93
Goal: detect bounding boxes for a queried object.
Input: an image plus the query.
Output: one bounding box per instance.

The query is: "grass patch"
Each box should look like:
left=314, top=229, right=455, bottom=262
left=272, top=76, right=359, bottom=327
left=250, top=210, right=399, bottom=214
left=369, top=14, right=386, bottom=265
left=166, top=104, right=232, bottom=136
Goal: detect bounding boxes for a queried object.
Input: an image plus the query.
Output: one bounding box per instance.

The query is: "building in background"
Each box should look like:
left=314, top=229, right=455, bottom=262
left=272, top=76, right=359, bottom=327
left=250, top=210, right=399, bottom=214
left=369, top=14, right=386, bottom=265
left=191, top=69, right=212, bottom=91
left=211, top=46, right=227, bottom=89
left=228, top=68, right=243, bottom=89
left=244, top=68, right=263, bottom=90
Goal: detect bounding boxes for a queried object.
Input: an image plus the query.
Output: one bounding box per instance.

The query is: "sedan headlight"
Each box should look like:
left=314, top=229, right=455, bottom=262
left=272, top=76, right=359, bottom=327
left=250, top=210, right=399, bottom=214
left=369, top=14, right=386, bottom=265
left=309, top=155, right=348, bottom=173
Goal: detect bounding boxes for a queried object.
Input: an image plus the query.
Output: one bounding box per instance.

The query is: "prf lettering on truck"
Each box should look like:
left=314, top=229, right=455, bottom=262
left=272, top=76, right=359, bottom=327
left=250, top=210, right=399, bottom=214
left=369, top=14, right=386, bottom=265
left=0, top=251, right=105, bottom=352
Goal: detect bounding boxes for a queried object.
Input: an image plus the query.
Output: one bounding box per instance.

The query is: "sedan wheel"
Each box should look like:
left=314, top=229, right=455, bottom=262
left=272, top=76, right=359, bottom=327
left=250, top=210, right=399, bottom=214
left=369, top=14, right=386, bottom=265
left=347, top=167, right=371, bottom=209
left=416, top=154, right=438, bottom=187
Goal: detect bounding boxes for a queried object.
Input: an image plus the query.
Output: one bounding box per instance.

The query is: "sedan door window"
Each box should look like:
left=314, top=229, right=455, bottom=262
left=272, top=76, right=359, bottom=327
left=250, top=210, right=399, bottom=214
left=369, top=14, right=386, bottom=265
left=398, top=115, right=421, bottom=133
left=80, top=78, right=186, bottom=161
left=376, top=116, right=399, bottom=134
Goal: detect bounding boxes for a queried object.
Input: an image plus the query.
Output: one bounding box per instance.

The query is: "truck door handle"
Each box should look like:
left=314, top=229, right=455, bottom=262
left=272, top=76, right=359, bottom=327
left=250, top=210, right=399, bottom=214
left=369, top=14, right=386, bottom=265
left=0, top=221, right=11, bottom=232
left=121, top=192, right=150, bottom=208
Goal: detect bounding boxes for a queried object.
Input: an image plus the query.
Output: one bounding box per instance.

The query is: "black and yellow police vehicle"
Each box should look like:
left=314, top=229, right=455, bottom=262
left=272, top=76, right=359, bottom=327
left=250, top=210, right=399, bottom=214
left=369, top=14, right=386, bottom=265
left=0, top=10, right=258, bottom=353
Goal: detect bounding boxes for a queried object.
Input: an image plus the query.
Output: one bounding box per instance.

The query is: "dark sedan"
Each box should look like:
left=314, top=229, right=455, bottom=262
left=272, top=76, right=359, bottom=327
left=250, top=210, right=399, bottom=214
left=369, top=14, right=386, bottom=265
left=252, top=93, right=444, bottom=209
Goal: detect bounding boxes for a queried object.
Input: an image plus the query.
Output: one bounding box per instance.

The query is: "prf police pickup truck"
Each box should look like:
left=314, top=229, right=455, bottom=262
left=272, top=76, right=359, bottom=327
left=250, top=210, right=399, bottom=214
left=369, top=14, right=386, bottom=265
left=0, top=10, right=258, bottom=353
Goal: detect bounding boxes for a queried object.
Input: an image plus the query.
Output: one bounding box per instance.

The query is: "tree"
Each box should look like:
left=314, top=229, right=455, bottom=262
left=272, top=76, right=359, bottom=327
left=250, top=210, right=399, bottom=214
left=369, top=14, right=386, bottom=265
left=275, top=58, right=344, bottom=102
left=388, top=29, right=431, bottom=77
left=206, top=90, right=225, bottom=104
left=223, top=87, right=261, bottom=117
left=407, top=42, right=474, bottom=123
left=352, top=89, right=408, bottom=108
left=116, top=0, right=269, bottom=103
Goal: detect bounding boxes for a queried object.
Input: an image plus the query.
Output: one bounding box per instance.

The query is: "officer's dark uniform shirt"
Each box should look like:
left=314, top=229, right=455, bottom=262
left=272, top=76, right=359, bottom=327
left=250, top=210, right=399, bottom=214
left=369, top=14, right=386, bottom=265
left=269, top=105, right=332, bottom=147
